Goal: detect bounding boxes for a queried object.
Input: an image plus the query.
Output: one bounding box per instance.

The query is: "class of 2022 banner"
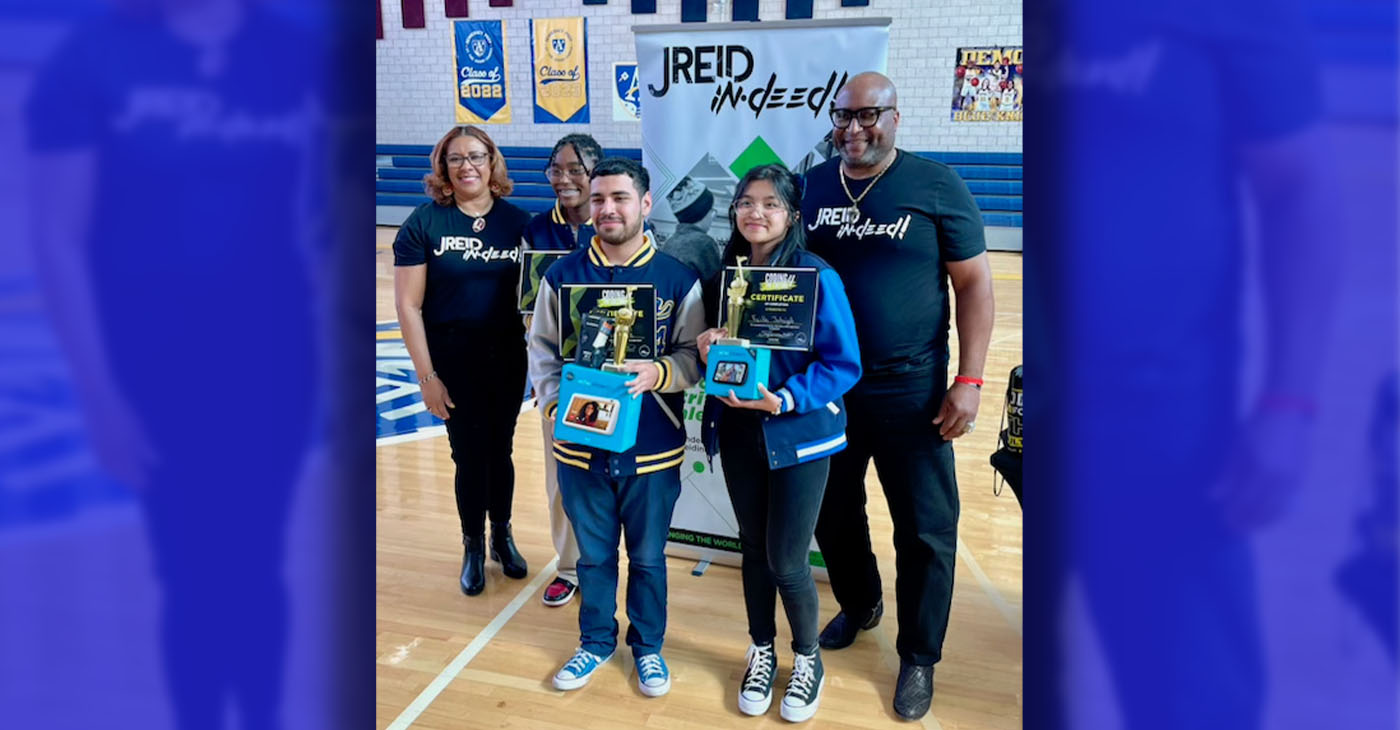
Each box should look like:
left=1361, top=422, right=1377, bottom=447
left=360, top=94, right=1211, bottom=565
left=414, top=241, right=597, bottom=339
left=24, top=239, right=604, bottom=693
left=453, top=20, right=511, bottom=124
left=530, top=17, right=590, bottom=124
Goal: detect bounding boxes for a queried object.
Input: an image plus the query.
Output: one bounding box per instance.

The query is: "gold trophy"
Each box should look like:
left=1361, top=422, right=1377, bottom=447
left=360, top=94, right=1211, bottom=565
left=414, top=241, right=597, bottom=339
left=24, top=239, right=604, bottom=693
left=724, top=256, right=751, bottom=338
left=607, top=285, right=643, bottom=370
left=707, top=256, right=770, bottom=398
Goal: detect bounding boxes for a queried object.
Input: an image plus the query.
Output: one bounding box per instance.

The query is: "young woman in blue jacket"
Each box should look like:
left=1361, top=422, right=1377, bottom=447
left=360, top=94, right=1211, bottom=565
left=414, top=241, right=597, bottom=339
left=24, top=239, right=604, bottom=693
left=696, top=164, right=862, bottom=723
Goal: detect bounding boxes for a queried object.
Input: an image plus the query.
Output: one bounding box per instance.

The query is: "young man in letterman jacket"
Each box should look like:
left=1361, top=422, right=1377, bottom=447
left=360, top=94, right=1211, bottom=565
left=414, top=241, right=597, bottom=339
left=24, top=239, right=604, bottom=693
left=527, top=157, right=706, bottom=697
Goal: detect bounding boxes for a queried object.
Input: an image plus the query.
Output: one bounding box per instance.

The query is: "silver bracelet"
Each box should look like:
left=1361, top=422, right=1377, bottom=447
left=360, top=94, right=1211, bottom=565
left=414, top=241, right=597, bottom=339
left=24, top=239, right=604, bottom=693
left=418, top=370, right=438, bottom=385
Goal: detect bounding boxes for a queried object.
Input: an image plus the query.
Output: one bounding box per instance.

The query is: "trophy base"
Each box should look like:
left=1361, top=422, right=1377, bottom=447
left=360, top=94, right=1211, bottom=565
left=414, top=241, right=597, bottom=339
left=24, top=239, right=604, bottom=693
left=705, top=342, right=771, bottom=401
left=555, top=363, right=641, bottom=453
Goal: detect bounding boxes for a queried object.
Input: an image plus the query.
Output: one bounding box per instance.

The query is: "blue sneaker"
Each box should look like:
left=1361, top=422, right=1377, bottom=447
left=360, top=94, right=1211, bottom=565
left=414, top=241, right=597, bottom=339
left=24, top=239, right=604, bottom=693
left=553, top=647, right=611, bottom=691
left=635, top=653, right=671, bottom=697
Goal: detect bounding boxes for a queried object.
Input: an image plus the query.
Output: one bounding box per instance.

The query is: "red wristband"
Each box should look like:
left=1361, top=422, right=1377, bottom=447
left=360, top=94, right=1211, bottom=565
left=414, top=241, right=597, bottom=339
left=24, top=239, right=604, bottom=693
left=954, top=375, right=983, bottom=389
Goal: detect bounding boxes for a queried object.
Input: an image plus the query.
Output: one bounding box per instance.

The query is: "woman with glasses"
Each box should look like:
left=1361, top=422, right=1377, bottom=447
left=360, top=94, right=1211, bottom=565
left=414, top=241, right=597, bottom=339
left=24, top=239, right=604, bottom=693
left=392, top=125, right=533, bottom=597
left=694, top=164, right=862, bottom=723
left=521, top=133, right=603, bottom=609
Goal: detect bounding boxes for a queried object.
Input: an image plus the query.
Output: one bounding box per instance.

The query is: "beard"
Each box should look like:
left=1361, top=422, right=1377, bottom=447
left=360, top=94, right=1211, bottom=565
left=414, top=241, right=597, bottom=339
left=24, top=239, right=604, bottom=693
left=597, top=216, right=643, bottom=246
left=839, top=136, right=894, bottom=169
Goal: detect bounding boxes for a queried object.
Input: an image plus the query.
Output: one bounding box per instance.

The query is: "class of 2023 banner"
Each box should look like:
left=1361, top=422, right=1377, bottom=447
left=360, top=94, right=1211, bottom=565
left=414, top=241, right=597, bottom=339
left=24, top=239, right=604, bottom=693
left=454, top=20, right=511, bottom=124
left=530, top=17, right=590, bottom=124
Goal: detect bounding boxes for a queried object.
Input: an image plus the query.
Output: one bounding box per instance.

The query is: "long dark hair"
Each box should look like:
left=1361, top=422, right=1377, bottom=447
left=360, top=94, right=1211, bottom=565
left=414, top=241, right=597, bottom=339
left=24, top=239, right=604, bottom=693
left=720, top=163, right=806, bottom=269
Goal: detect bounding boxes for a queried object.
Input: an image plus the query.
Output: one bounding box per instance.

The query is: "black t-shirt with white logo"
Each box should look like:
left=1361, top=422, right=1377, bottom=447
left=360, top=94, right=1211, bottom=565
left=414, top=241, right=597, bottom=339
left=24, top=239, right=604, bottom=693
left=393, top=199, right=531, bottom=332
left=802, top=150, right=985, bottom=378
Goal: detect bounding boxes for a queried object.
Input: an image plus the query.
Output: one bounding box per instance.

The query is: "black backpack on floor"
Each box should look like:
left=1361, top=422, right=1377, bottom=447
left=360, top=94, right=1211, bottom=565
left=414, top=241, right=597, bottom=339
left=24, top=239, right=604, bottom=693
left=989, top=365, right=1022, bottom=506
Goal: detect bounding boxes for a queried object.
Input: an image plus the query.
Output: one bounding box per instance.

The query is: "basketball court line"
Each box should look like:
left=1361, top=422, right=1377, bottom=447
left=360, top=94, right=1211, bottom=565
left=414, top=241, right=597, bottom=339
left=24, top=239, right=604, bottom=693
left=957, top=537, right=1022, bottom=635
left=385, top=556, right=560, bottom=730
left=861, top=537, right=1018, bottom=730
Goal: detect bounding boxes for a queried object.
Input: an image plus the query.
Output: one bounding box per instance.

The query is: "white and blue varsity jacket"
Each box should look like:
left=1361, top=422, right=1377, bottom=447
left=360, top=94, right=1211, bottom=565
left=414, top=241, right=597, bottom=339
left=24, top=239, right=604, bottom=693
left=701, top=250, right=863, bottom=469
left=527, top=232, right=707, bottom=477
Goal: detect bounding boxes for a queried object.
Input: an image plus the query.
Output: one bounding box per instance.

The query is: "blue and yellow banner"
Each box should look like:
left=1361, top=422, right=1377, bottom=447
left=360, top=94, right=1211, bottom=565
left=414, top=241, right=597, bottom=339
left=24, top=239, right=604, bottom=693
left=453, top=20, right=511, bottom=124
left=530, top=17, right=590, bottom=124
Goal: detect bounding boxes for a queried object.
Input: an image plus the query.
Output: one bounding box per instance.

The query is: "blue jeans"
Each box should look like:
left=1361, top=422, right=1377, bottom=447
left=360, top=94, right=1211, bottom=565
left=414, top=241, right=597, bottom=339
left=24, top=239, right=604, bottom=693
left=558, top=466, right=682, bottom=658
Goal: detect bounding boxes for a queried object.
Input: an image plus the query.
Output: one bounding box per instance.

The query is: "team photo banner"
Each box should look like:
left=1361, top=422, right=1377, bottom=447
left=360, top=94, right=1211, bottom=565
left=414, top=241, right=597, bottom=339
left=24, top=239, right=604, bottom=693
left=531, top=17, right=590, bottom=124
left=951, top=45, right=1022, bottom=122
left=453, top=20, right=511, bottom=124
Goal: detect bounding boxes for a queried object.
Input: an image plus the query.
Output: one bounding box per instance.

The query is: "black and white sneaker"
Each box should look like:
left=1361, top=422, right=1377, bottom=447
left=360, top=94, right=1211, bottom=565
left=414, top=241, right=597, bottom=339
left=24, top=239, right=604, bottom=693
left=780, top=649, right=825, bottom=723
left=737, top=642, right=777, bottom=715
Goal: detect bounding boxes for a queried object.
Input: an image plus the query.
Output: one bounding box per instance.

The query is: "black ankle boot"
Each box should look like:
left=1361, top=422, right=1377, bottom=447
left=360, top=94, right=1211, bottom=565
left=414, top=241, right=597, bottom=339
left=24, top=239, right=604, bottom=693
left=818, top=598, right=883, bottom=650
left=460, top=535, right=486, bottom=595
left=490, top=521, right=528, bottom=579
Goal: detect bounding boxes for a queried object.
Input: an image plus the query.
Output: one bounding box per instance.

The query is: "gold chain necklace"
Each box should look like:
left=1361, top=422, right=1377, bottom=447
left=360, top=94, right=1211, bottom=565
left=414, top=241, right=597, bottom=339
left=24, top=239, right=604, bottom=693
left=838, top=150, right=897, bottom=219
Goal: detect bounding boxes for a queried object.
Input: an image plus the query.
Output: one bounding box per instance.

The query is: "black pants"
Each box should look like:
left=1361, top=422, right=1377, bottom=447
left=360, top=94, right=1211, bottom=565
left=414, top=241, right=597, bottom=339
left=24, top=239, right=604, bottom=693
left=426, top=324, right=526, bottom=537
left=813, top=371, right=959, bottom=666
left=720, top=410, right=830, bottom=654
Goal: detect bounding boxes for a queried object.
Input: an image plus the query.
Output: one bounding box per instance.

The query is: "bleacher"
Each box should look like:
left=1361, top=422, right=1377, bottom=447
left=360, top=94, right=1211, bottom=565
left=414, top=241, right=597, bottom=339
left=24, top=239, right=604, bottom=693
left=376, top=145, right=1023, bottom=232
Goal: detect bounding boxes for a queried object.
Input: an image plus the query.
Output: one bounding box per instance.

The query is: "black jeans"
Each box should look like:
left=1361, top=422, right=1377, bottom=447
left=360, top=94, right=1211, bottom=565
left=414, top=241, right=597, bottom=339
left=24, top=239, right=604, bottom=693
left=813, top=370, right=959, bottom=665
left=719, top=409, right=830, bottom=654
left=426, top=323, right=526, bottom=537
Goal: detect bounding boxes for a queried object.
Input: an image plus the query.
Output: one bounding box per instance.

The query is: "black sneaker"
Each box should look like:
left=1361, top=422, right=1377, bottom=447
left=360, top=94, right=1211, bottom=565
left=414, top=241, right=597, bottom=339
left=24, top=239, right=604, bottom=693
left=780, top=649, right=825, bottom=723
left=737, top=643, right=776, bottom=715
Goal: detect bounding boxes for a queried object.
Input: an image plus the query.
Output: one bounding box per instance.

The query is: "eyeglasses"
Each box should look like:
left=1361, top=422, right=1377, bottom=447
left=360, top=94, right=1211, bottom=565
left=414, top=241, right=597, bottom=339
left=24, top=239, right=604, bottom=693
left=734, top=199, right=788, bottom=215
left=829, top=106, right=897, bottom=129
left=445, top=152, right=490, bottom=168
left=545, top=164, right=590, bottom=181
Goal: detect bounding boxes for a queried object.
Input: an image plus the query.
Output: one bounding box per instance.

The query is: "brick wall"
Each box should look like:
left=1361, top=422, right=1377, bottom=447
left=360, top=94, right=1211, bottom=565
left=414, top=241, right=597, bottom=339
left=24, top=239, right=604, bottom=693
left=376, top=0, right=1021, bottom=152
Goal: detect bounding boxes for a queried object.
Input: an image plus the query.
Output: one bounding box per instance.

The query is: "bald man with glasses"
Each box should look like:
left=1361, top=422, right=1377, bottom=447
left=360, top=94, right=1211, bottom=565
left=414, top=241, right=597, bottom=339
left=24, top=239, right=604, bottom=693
left=800, top=72, right=995, bottom=721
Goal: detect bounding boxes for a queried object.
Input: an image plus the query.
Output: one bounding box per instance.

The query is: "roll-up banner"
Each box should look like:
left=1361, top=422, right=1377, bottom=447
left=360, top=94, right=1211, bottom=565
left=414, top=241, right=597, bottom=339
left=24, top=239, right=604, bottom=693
left=635, top=19, right=890, bottom=568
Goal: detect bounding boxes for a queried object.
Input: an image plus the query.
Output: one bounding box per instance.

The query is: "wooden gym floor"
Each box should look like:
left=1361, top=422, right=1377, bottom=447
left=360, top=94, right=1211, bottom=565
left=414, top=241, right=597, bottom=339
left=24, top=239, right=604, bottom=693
left=376, top=226, right=1023, bottom=729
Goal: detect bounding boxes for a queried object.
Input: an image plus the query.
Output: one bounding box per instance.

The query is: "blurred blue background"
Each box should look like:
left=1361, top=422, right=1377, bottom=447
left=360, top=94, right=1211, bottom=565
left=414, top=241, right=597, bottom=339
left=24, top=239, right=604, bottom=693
left=1, top=0, right=372, bottom=728
left=0, top=0, right=1394, bottom=727
left=1026, top=0, right=1397, bottom=728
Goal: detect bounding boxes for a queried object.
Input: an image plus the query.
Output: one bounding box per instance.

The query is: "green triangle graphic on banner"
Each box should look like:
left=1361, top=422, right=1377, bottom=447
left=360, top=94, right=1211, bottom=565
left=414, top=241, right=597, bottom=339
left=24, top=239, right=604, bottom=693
left=729, top=136, right=783, bottom=179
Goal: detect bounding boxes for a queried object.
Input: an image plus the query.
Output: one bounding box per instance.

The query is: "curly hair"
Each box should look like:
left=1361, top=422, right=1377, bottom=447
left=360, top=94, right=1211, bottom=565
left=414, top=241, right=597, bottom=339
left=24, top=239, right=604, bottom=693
left=422, top=125, right=514, bottom=205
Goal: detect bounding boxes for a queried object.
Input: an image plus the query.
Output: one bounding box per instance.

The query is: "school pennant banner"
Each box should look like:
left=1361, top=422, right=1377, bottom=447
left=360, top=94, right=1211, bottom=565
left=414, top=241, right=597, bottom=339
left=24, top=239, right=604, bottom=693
left=530, top=17, right=590, bottom=123
left=453, top=20, right=512, bottom=124
left=613, top=62, right=641, bottom=121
